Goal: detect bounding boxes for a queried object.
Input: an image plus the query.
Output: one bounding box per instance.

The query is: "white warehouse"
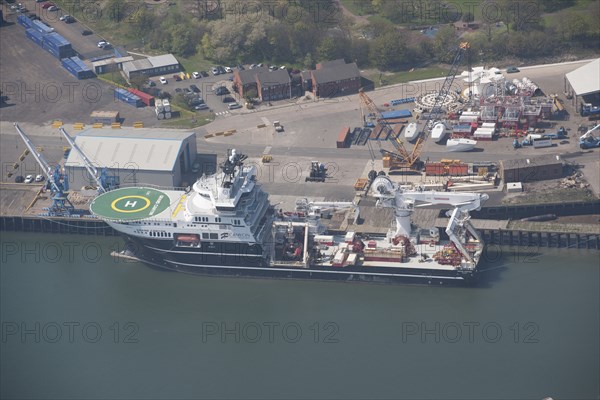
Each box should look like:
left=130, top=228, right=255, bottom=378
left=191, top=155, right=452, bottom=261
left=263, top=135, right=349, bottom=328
left=64, top=128, right=197, bottom=190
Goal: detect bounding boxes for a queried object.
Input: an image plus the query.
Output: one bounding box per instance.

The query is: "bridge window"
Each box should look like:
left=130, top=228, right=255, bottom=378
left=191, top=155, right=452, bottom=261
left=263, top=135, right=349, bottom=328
left=202, top=233, right=209, bottom=239
left=209, top=233, right=218, bottom=240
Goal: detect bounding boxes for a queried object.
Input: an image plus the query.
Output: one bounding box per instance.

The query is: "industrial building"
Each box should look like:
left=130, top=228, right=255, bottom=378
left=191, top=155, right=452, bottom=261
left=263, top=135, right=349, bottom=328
left=92, top=56, right=134, bottom=74
left=122, top=54, right=180, bottom=80
left=64, top=128, right=197, bottom=190
left=499, top=155, right=563, bottom=183
left=564, top=58, right=600, bottom=112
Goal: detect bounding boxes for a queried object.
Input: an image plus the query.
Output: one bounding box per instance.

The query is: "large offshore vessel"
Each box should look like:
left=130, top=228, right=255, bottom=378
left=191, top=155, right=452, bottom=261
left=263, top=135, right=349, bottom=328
left=90, top=149, right=489, bottom=284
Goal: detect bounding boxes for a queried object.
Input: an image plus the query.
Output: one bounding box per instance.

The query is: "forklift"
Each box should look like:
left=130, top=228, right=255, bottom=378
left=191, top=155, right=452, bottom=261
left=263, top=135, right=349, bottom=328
left=305, top=161, right=327, bottom=182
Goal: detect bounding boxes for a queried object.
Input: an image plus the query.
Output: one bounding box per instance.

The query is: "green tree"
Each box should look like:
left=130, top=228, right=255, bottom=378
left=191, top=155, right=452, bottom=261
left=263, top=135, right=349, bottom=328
left=303, top=53, right=314, bottom=69
left=433, top=26, right=458, bottom=63
left=369, top=31, right=407, bottom=70
left=317, top=36, right=338, bottom=62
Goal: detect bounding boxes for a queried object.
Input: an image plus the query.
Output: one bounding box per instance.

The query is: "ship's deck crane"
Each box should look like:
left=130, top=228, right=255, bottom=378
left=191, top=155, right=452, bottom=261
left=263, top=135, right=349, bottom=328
left=371, top=174, right=488, bottom=269
left=14, top=123, right=75, bottom=216
left=59, top=127, right=118, bottom=192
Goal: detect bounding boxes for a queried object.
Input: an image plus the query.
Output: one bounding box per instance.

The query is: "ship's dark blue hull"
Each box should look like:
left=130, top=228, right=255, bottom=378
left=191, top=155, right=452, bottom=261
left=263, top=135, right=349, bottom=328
left=121, top=235, right=477, bottom=286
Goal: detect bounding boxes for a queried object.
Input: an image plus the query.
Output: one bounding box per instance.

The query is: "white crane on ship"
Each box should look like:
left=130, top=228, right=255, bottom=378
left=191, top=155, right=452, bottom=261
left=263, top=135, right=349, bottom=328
left=371, top=175, right=489, bottom=268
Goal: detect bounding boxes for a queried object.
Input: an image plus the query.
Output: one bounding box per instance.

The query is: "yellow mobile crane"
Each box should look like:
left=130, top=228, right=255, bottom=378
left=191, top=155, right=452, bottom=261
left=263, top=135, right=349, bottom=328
left=360, top=42, right=470, bottom=172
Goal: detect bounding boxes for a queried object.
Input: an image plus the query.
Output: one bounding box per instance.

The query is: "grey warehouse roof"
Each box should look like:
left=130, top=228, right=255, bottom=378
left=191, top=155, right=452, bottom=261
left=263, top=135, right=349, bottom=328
left=500, top=154, right=562, bottom=170
left=566, top=58, right=600, bottom=96
left=65, top=128, right=195, bottom=171
left=312, top=62, right=360, bottom=84
left=122, top=54, right=179, bottom=73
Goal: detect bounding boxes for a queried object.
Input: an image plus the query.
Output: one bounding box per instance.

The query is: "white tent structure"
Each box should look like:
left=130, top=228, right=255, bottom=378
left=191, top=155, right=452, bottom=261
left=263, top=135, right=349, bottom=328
left=565, top=58, right=600, bottom=106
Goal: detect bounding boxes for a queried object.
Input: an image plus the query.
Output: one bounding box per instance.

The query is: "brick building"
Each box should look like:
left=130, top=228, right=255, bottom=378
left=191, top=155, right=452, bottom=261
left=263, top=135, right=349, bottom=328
left=310, top=59, right=361, bottom=98
left=233, top=67, right=291, bottom=101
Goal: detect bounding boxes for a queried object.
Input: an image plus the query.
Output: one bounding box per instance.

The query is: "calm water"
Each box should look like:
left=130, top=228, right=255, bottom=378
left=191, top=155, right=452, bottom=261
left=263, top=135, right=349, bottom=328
left=1, top=232, right=598, bottom=400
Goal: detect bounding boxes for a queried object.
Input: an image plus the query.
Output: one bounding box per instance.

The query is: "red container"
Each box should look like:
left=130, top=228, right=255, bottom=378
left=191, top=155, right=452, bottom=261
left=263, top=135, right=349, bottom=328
left=336, top=126, right=350, bottom=148
left=127, top=88, right=155, bottom=106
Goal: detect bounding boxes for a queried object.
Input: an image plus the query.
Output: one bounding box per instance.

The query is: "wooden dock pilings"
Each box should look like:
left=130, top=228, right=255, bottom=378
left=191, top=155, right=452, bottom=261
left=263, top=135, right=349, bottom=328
left=480, top=229, right=599, bottom=249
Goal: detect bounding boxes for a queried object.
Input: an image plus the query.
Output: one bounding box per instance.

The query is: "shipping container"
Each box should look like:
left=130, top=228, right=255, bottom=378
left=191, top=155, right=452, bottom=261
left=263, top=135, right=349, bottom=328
left=114, top=88, right=142, bottom=107
left=336, top=126, right=350, bottom=148
left=425, top=163, right=469, bottom=176
left=25, top=28, right=45, bottom=47
left=90, top=111, right=120, bottom=125
left=61, top=57, right=95, bottom=80
left=532, top=138, right=552, bottom=148
left=31, top=20, right=54, bottom=34
left=452, top=124, right=473, bottom=133
left=17, top=15, right=33, bottom=29
left=42, top=33, right=73, bottom=59
left=381, top=109, right=412, bottom=119
left=127, top=88, right=154, bottom=107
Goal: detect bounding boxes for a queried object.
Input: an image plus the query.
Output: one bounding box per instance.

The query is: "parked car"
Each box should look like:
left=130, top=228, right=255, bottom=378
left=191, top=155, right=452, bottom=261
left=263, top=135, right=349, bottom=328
left=14, top=176, right=25, bottom=183
left=189, top=84, right=200, bottom=93
left=192, top=71, right=200, bottom=79
left=159, top=76, right=167, bottom=84
left=175, top=88, right=183, bottom=93
left=228, top=103, right=242, bottom=110
left=35, top=174, right=45, bottom=182
left=194, top=104, right=209, bottom=110
left=222, top=96, right=236, bottom=103
left=47, top=5, right=59, bottom=11
left=236, top=64, right=245, bottom=71
left=36, top=0, right=46, bottom=3
left=201, top=71, right=209, bottom=77
left=62, top=15, right=75, bottom=23
left=24, top=175, right=34, bottom=184
left=97, top=41, right=110, bottom=48
left=214, top=86, right=229, bottom=95
left=42, top=3, right=55, bottom=9
left=147, top=80, right=156, bottom=87
left=211, top=67, right=220, bottom=75
left=217, top=66, right=226, bottom=74
left=173, top=74, right=182, bottom=81
left=81, top=30, right=93, bottom=36
left=506, top=66, right=520, bottom=73
left=224, top=66, right=233, bottom=73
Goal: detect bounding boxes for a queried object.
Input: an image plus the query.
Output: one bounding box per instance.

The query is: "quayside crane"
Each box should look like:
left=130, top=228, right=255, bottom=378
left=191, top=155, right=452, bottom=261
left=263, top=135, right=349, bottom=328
left=59, top=127, right=118, bottom=192
left=365, top=42, right=470, bottom=171
left=372, top=174, right=488, bottom=268
left=411, top=41, right=470, bottom=163
left=14, top=123, right=75, bottom=216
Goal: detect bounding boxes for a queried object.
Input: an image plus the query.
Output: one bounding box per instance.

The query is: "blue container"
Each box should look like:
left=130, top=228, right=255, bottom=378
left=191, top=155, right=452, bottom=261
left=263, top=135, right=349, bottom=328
left=42, top=33, right=73, bottom=59
left=25, top=28, right=45, bottom=47
left=17, top=15, right=33, bottom=28
left=31, top=19, right=54, bottom=35
left=381, top=109, right=412, bottom=119
left=114, top=88, right=142, bottom=107
left=61, top=57, right=95, bottom=80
